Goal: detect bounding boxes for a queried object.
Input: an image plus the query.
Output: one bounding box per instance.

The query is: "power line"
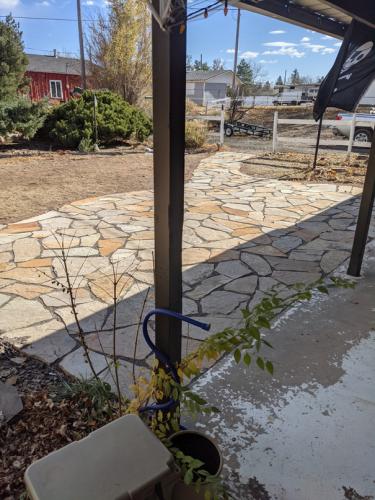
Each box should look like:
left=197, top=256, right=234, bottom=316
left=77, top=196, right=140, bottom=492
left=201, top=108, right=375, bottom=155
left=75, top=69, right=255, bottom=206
left=0, top=15, right=93, bottom=22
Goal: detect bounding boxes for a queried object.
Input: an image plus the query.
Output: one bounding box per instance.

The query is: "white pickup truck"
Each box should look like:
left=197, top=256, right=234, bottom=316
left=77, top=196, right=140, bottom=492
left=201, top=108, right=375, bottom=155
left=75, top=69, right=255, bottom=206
left=333, top=112, right=375, bottom=142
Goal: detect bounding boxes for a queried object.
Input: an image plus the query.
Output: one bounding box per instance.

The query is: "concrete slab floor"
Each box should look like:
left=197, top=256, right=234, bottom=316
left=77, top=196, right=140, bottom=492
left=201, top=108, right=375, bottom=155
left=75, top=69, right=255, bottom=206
left=191, top=242, right=375, bottom=500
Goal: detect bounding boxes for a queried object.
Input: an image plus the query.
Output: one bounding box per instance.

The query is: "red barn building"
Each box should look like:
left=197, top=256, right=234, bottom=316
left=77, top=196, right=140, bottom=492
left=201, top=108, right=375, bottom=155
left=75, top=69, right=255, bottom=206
left=26, top=53, right=90, bottom=102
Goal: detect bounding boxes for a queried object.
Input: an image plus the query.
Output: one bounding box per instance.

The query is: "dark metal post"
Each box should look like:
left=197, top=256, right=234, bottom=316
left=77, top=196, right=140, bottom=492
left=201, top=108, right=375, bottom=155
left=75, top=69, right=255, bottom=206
left=76, top=0, right=87, bottom=89
left=312, top=115, right=323, bottom=170
left=152, top=0, right=186, bottom=364
left=348, top=133, right=375, bottom=276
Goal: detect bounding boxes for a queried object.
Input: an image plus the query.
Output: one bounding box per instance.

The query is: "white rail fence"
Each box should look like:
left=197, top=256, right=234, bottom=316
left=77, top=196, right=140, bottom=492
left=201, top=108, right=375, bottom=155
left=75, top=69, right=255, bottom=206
left=272, top=111, right=372, bottom=154
left=187, top=105, right=225, bottom=146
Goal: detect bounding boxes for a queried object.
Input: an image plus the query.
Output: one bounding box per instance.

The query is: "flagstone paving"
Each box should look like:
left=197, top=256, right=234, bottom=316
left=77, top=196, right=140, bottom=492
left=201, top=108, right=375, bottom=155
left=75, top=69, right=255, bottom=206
left=0, top=152, right=373, bottom=393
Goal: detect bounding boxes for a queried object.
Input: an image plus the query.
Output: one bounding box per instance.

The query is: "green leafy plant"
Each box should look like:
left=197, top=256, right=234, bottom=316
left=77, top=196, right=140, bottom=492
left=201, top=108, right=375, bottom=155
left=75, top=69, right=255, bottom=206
left=57, top=378, right=116, bottom=420
left=0, top=97, right=48, bottom=140
left=78, top=137, right=94, bottom=153
left=39, top=90, right=152, bottom=149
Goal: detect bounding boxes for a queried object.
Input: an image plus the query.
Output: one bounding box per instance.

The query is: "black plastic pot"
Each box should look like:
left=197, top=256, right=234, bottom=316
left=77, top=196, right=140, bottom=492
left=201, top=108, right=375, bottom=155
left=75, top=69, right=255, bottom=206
left=170, top=430, right=223, bottom=500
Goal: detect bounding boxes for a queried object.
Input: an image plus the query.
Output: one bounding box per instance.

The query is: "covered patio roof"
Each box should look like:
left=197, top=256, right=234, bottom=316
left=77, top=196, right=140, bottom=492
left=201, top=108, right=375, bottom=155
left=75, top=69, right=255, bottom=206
left=151, top=0, right=375, bottom=366
left=233, top=0, right=375, bottom=38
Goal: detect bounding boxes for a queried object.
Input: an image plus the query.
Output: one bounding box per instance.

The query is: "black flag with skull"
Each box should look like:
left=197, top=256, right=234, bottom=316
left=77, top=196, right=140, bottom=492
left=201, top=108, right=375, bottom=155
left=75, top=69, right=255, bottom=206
left=313, top=20, right=375, bottom=121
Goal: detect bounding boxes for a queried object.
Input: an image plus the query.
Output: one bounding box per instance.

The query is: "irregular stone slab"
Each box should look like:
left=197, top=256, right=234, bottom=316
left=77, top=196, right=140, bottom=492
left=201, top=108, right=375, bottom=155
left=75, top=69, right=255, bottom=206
left=0, top=293, right=11, bottom=307
left=55, top=301, right=108, bottom=333
left=265, top=256, right=320, bottom=272
left=1, top=283, right=53, bottom=299
left=320, top=250, right=350, bottom=274
left=86, top=324, right=151, bottom=360
left=195, top=226, right=231, bottom=242
left=1, top=221, right=40, bottom=234
left=0, top=252, right=12, bottom=263
left=0, top=381, right=23, bottom=423
left=201, top=291, right=248, bottom=315
left=186, top=275, right=231, bottom=300
left=42, top=235, right=80, bottom=250
left=183, top=297, right=198, bottom=315
left=0, top=267, right=52, bottom=284
left=6, top=320, right=77, bottom=363
left=241, top=253, right=271, bottom=276
left=99, top=361, right=151, bottom=398
left=13, top=238, right=41, bottom=263
left=216, top=260, right=250, bottom=279
left=59, top=347, right=108, bottom=379
left=40, top=288, right=92, bottom=307
left=272, top=270, right=322, bottom=286
left=40, top=217, right=72, bottom=230
left=182, top=248, right=210, bottom=265
left=224, top=275, right=258, bottom=294
left=182, top=263, right=214, bottom=286
left=51, top=256, right=109, bottom=278
left=272, top=236, right=302, bottom=253
left=0, top=297, right=52, bottom=331
left=242, top=245, right=285, bottom=257
left=98, top=238, right=124, bottom=257
left=18, top=258, right=52, bottom=268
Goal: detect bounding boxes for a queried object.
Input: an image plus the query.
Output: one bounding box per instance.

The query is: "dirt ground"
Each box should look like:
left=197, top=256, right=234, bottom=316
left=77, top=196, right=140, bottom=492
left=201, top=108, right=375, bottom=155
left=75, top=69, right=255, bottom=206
left=240, top=151, right=367, bottom=185
left=0, top=146, right=211, bottom=225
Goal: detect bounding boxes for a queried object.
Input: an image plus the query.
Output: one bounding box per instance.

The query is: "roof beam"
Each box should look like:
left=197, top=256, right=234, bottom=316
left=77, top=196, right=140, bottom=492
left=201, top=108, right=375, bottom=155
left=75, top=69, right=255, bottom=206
left=319, top=0, right=375, bottom=30
left=234, top=0, right=347, bottom=38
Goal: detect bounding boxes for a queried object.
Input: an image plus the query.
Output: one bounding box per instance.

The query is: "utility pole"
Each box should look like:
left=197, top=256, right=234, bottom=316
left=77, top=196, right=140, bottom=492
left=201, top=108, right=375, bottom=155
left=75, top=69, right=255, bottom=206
left=76, top=0, right=87, bottom=89
left=283, top=69, right=287, bottom=85
left=232, top=8, right=241, bottom=91
left=200, top=53, right=203, bottom=70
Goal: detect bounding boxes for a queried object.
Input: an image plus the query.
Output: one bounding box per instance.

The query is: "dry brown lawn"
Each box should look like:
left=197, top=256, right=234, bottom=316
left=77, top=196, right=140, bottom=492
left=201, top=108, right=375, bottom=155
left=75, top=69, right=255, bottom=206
left=0, top=148, right=210, bottom=224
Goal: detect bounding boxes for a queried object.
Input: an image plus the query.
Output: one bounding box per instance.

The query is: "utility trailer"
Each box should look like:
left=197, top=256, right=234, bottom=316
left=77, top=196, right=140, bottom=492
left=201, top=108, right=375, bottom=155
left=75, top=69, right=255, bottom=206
left=224, top=121, right=271, bottom=138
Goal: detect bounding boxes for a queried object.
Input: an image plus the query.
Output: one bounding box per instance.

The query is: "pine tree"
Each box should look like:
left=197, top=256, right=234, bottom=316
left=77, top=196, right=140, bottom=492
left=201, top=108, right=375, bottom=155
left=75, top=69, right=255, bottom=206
left=0, top=15, right=28, bottom=101
left=276, top=75, right=283, bottom=86
left=290, top=68, right=301, bottom=84
left=236, top=59, right=253, bottom=85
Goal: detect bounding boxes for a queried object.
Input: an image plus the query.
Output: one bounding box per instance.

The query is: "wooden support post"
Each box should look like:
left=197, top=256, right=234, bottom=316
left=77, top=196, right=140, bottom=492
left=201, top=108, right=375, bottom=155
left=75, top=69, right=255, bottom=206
left=272, top=111, right=278, bottom=153
left=347, top=112, right=356, bottom=161
left=220, top=105, right=225, bottom=147
left=152, top=0, right=186, bottom=364
left=348, top=132, right=375, bottom=276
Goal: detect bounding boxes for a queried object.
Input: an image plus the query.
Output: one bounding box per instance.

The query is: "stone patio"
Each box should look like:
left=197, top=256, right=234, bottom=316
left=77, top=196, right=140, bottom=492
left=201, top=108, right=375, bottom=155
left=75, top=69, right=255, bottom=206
left=0, top=152, right=372, bottom=393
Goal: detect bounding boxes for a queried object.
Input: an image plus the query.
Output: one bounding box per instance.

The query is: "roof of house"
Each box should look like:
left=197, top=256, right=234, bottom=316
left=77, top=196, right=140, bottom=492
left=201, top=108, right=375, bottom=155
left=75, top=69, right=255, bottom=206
left=26, top=54, right=90, bottom=76
left=186, top=70, right=241, bottom=83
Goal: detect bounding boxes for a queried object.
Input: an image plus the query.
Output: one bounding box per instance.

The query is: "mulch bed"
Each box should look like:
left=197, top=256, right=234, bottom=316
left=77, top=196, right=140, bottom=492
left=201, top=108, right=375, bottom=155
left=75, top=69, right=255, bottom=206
left=0, top=341, right=114, bottom=499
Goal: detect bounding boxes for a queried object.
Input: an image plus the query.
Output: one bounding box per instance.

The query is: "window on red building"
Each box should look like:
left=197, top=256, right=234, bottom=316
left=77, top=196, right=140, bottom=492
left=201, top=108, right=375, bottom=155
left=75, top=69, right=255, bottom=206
left=50, top=80, right=63, bottom=99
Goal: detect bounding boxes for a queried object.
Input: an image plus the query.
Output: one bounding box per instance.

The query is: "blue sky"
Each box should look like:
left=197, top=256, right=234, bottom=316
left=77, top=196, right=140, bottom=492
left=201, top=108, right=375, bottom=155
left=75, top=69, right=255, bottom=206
left=0, top=0, right=342, bottom=83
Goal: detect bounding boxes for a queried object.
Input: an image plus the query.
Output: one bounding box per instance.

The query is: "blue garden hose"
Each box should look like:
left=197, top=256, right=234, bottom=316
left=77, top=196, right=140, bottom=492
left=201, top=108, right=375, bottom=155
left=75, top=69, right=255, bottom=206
left=139, top=308, right=210, bottom=414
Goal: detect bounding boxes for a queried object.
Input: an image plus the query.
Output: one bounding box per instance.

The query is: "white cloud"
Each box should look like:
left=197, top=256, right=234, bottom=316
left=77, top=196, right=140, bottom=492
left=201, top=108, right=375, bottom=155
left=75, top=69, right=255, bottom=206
left=302, top=42, right=336, bottom=54
left=259, top=59, right=278, bottom=64
left=301, top=37, right=310, bottom=42
left=334, top=42, right=341, bottom=47
left=37, top=0, right=50, bottom=5
left=84, top=0, right=94, bottom=4
left=240, top=51, right=259, bottom=59
left=321, top=35, right=334, bottom=40
left=226, top=49, right=235, bottom=54
left=0, top=0, right=19, bottom=7
left=263, top=47, right=305, bottom=58
left=269, top=30, right=285, bottom=35
left=263, top=41, right=297, bottom=47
